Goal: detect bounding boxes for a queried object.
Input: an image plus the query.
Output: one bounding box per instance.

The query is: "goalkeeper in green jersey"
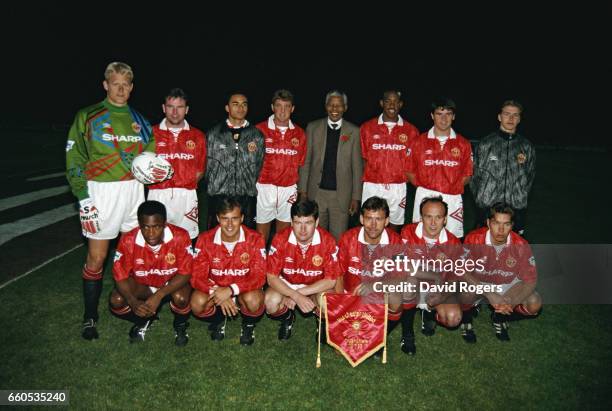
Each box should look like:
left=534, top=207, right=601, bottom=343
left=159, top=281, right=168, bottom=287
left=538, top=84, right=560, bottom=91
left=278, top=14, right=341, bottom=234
left=66, top=62, right=155, bottom=340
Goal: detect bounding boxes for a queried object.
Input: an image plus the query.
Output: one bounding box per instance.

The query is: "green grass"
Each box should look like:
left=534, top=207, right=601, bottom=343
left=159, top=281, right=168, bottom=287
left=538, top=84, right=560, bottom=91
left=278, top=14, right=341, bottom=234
left=1, top=247, right=611, bottom=409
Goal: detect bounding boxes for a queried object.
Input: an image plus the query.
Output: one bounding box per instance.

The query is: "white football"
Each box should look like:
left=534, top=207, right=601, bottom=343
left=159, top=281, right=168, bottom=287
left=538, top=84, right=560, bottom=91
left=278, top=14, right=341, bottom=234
left=131, top=152, right=174, bottom=184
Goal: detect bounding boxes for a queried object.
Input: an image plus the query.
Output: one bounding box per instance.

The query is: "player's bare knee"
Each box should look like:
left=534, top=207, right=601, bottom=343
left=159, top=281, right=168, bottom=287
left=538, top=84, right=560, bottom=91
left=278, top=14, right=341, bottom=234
left=525, top=292, right=542, bottom=314
left=109, top=289, right=126, bottom=309
left=190, top=290, right=208, bottom=314
left=264, top=289, right=282, bottom=313
left=444, top=309, right=462, bottom=328
left=241, top=290, right=264, bottom=312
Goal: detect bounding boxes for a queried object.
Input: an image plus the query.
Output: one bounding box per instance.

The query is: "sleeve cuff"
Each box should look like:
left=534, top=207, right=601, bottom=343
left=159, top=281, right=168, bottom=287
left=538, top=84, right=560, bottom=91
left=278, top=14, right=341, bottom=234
left=230, top=283, right=240, bottom=296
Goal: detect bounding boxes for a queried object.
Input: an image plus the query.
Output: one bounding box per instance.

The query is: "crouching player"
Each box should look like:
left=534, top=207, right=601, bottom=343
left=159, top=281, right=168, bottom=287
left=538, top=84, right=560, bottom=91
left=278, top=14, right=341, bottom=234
left=110, top=201, right=193, bottom=346
left=401, top=196, right=463, bottom=346
left=459, top=202, right=542, bottom=342
left=336, top=197, right=410, bottom=353
left=265, top=200, right=340, bottom=341
left=190, top=197, right=266, bottom=345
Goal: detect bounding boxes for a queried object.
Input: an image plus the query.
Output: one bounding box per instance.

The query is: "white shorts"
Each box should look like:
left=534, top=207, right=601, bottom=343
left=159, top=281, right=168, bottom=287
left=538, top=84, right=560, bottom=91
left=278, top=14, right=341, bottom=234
left=147, top=188, right=199, bottom=239
left=85, top=180, right=144, bottom=240
left=412, top=186, right=464, bottom=238
left=256, top=183, right=297, bottom=224
left=361, top=182, right=406, bottom=225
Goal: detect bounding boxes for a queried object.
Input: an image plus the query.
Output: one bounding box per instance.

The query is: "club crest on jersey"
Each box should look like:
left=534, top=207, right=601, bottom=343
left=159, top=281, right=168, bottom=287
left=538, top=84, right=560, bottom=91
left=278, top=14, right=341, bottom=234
left=240, top=252, right=250, bottom=265
left=517, top=153, right=527, bottom=164
left=312, top=255, right=323, bottom=267
left=451, top=147, right=461, bottom=157
left=131, top=122, right=142, bottom=133
left=248, top=142, right=257, bottom=152
left=291, top=137, right=300, bottom=147
left=186, top=140, right=196, bottom=150
left=436, top=252, right=447, bottom=261
left=506, top=256, right=516, bottom=268
left=165, top=252, right=176, bottom=265
left=398, top=134, right=408, bottom=143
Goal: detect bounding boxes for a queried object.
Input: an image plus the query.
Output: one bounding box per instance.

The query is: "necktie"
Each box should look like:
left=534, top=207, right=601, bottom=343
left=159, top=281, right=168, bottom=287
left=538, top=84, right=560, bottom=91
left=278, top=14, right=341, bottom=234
left=331, top=123, right=338, bottom=130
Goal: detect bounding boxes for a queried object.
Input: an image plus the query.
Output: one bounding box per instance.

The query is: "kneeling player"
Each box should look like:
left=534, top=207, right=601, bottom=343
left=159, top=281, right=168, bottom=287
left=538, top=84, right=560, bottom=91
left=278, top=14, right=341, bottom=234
left=401, top=196, right=463, bottom=345
left=110, top=201, right=193, bottom=346
left=265, top=200, right=340, bottom=341
left=459, top=202, right=542, bottom=342
left=336, top=196, right=411, bottom=353
left=190, top=197, right=266, bottom=345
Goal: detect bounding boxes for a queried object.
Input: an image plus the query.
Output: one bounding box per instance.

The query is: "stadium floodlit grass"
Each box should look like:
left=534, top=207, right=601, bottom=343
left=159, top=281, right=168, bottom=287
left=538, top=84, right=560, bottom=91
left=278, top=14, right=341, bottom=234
left=1, top=247, right=611, bottom=409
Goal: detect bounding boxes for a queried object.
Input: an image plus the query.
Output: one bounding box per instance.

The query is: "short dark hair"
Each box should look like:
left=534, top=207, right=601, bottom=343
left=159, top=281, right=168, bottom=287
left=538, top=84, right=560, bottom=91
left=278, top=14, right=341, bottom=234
left=419, top=196, right=448, bottom=217
left=137, top=200, right=167, bottom=222
left=165, top=88, right=188, bottom=104
left=382, top=90, right=402, bottom=100
left=272, top=89, right=294, bottom=105
left=361, top=196, right=389, bottom=218
left=431, top=97, right=456, bottom=114
left=216, top=196, right=243, bottom=216
left=500, top=99, right=524, bottom=114
left=488, top=202, right=515, bottom=223
left=291, top=200, right=319, bottom=220
left=227, top=92, right=248, bottom=104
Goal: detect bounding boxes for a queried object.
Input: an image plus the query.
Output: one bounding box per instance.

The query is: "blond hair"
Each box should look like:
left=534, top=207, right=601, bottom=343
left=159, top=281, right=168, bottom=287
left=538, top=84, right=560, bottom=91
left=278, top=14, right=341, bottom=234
left=104, top=62, right=134, bottom=82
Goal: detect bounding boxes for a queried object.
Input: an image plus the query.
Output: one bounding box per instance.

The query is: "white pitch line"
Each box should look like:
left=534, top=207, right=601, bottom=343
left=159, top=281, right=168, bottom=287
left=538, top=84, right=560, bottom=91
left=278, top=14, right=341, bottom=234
left=0, top=243, right=84, bottom=291
left=26, top=172, right=66, bottom=182
left=0, top=204, right=78, bottom=246
left=0, top=185, right=71, bottom=212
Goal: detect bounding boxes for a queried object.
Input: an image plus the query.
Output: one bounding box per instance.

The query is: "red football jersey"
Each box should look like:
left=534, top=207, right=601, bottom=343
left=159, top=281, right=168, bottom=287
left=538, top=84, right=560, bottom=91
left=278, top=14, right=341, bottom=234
left=407, top=128, right=473, bottom=194
left=267, top=226, right=340, bottom=285
left=338, top=226, right=405, bottom=293
left=149, top=120, right=207, bottom=190
left=191, top=225, right=266, bottom=295
left=113, top=224, right=193, bottom=288
left=360, top=115, right=419, bottom=184
left=256, top=116, right=306, bottom=186
left=463, top=227, right=537, bottom=284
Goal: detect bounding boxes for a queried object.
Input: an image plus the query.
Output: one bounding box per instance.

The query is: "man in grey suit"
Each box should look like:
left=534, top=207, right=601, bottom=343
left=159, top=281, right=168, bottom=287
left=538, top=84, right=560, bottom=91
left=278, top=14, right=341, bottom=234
left=298, top=90, right=363, bottom=240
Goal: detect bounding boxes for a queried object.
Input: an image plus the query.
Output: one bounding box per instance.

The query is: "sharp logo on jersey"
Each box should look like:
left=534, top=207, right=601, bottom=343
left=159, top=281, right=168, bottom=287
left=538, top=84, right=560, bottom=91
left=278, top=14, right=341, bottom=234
left=348, top=266, right=361, bottom=275
left=506, top=256, right=516, bottom=268
left=186, top=140, right=196, bottom=150
left=451, top=147, right=461, bottom=157
left=266, top=148, right=298, bottom=155
left=248, top=142, right=257, bottom=152
left=312, top=255, right=323, bottom=266
left=291, top=138, right=300, bottom=147
left=66, top=140, right=75, bottom=152
left=351, top=256, right=360, bottom=263
left=269, top=246, right=277, bottom=255
left=131, top=122, right=142, bottom=133
left=425, top=149, right=433, bottom=155
left=135, top=268, right=178, bottom=277
left=114, top=251, right=123, bottom=262
left=424, top=159, right=459, bottom=167
left=159, top=153, right=195, bottom=160
left=165, top=252, right=176, bottom=264
left=212, top=257, right=221, bottom=264
left=211, top=268, right=249, bottom=276
left=135, top=258, right=145, bottom=265
left=372, top=143, right=406, bottom=150
left=282, top=268, right=323, bottom=277
left=398, top=134, right=408, bottom=143
left=102, top=133, right=142, bottom=142
left=285, top=256, right=294, bottom=263
left=240, top=252, right=250, bottom=264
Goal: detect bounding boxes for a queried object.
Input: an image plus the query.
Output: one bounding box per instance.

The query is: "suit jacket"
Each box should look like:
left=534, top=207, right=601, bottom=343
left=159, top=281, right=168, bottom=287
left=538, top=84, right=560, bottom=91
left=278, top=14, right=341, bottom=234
left=298, top=118, right=363, bottom=211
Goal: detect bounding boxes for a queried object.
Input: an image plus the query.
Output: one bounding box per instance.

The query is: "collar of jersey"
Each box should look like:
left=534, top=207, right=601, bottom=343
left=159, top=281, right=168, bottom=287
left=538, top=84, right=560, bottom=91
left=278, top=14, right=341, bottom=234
left=427, top=127, right=456, bottom=139
left=213, top=226, right=246, bottom=245
left=358, top=227, right=390, bottom=245
left=415, top=222, right=448, bottom=243
left=103, top=99, right=130, bottom=113
left=135, top=226, right=173, bottom=247
left=288, top=228, right=321, bottom=246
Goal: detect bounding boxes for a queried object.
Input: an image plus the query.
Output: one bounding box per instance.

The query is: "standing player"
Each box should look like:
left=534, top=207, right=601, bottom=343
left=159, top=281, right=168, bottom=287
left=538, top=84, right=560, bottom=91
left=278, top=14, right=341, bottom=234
left=148, top=88, right=206, bottom=240
left=336, top=197, right=410, bottom=352
left=360, top=90, right=420, bottom=231
left=407, top=98, right=473, bottom=239
left=265, top=200, right=340, bottom=341
left=256, top=89, right=307, bottom=244
left=459, top=202, right=542, bottom=342
left=470, top=100, right=535, bottom=236
left=401, top=196, right=462, bottom=343
left=109, top=201, right=193, bottom=346
left=190, top=197, right=267, bottom=346
left=206, top=93, right=265, bottom=229
left=66, top=62, right=155, bottom=340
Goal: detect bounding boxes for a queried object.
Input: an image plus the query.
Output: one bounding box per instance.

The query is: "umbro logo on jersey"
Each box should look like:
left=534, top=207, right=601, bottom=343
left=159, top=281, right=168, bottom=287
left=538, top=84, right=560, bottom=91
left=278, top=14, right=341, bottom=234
left=135, top=258, right=145, bottom=265
left=351, top=256, right=360, bottom=263
left=373, top=134, right=380, bottom=139
left=219, top=144, right=226, bottom=149
left=158, top=142, right=167, bottom=147
left=102, top=133, right=142, bottom=142
left=285, top=257, right=294, bottom=263
left=213, top=257, right=221, bottom=264
left=488, top=155, right=498, bottom=161
left=425, top=149, right=433, bottom=155
left=265, top=138, right=273, bottom=143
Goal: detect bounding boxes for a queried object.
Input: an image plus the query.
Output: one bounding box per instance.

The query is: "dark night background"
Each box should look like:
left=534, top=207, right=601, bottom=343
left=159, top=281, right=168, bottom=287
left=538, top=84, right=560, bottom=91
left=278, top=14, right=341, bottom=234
left=1, top=4, right=609, bottom=148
